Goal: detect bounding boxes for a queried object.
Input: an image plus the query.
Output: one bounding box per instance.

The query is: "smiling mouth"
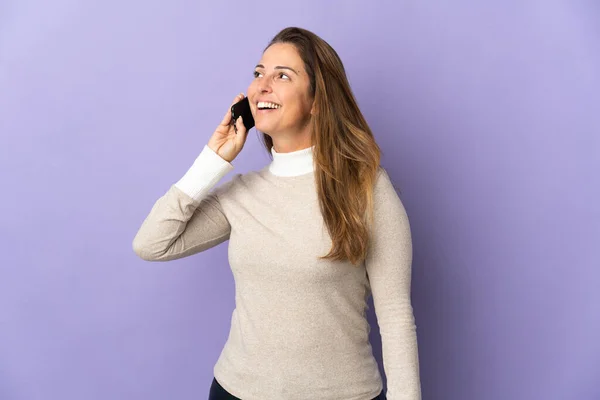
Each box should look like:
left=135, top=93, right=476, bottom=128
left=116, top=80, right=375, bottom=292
left=257, top=101, right=281, bottom=110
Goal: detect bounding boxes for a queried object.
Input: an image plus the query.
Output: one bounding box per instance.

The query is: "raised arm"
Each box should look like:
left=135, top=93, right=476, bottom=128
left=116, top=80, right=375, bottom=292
left=132, top=144, right=237, bottom=261
left=133, top=93, right=251, bottom=261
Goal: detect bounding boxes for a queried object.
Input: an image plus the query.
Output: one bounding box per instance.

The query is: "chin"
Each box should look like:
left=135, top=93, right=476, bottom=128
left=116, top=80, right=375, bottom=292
left=255, top=123, right=275, bottom=135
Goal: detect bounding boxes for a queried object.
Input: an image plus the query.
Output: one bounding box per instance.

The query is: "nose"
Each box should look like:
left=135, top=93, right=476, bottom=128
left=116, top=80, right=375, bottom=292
left=259, top=79, right=273, bottom=94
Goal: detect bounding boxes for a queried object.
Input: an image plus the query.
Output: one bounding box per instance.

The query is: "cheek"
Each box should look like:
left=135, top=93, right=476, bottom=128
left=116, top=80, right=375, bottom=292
left=247, top=82, right=258, bottom=113
left=247, top=81, right=257, bottom=97
left=289, top=87, right=312, bottom=114
left=292, top=95, right=313, bottom=117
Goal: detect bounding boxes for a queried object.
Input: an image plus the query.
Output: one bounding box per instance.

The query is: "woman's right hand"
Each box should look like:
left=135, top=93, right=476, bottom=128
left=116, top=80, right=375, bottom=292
left=207, top=93, right=250, bottom=163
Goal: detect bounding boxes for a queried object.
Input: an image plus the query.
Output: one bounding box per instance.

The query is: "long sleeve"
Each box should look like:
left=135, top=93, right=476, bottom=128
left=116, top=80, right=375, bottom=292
left=365, top=168, right=422, bottom=400
left=132, top=144, right=236, bottom=261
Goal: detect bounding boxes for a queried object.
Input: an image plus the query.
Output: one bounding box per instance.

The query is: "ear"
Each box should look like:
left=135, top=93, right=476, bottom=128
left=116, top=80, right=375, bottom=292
left=310, top=100, right=318, bottom=116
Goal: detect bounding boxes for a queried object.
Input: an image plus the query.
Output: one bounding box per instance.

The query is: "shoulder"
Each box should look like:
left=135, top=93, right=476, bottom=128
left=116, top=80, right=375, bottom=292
left=372, top=166, right=409, bottom=220
left=374, top=166, right=402, bottom=198
left=211, top=169, right=263, bottom=199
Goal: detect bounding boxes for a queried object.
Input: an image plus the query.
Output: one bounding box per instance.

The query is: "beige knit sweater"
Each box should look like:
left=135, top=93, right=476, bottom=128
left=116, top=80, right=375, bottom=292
left=133, top=144, right=421, bottom=400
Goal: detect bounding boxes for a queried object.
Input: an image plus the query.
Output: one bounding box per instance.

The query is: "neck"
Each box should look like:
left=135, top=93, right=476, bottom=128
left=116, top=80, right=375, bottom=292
left=269, top=118, right=313, bottom=153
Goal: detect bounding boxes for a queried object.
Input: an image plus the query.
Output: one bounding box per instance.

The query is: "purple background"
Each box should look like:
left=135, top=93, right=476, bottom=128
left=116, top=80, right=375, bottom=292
left=1, top=1, right=598, bottom=399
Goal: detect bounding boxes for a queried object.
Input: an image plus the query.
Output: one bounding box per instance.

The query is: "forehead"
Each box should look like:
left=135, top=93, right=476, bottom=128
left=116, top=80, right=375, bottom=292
left=258, top=43, right=304, bottom=72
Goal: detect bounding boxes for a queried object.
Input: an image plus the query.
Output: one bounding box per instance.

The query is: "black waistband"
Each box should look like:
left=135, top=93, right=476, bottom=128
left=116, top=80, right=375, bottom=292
left=208, top=377, right=386, bottom=400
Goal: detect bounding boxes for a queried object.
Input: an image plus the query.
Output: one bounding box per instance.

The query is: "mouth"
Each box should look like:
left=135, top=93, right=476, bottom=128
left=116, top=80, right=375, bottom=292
left=256, top=101, right=282, bottom=111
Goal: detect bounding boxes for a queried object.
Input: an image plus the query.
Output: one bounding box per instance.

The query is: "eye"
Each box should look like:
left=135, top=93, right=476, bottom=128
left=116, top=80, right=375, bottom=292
left=278, top=72, right=290, bottom=80
left=253, top=71, right=263, bottom=78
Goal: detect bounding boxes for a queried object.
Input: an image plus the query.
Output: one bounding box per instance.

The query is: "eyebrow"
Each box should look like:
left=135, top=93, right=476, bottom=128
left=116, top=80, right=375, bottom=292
left=255, top=64, right=299, bottom=75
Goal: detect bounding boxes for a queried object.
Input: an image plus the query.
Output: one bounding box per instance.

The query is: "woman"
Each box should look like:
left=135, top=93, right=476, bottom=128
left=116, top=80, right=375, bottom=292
left=133, top=27, right=421, bottom=400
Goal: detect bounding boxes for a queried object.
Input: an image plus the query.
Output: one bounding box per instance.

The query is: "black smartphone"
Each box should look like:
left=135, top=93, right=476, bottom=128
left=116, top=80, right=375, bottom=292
left=231, top=97, right=255, bottom=131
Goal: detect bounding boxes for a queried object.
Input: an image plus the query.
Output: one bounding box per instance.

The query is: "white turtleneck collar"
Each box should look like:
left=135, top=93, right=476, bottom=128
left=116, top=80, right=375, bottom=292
left=269, top=145, right=315, bottom=177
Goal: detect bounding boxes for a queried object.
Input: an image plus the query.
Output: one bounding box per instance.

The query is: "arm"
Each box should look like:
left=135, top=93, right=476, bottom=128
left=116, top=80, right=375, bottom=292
left=132, top=144, right=236, bottom=261
left=365, top=168, right=422, bottom=400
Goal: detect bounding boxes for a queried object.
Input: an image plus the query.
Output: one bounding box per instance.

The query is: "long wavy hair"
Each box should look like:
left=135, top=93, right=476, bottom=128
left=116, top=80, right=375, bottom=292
left=258, top=27, right=382, bottom=267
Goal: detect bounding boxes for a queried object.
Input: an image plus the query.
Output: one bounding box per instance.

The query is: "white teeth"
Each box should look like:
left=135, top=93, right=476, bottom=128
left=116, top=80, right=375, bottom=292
left=257, top=101, right=281, bottom=109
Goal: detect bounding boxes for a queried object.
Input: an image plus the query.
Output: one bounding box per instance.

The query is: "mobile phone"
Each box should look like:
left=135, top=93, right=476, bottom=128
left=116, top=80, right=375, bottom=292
left=231, top=97, right=255, bottom=131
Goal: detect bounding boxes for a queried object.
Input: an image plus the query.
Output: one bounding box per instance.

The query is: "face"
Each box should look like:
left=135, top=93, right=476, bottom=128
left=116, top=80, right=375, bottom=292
left=247, top=43, right=314, bottom=138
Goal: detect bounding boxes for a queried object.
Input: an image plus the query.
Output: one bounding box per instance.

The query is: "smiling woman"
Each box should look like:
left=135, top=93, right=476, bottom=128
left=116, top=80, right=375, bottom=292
left=247, top=42, right=315, bottom=150
left=133, top=26, right=421, bottom=400
left=250, top=28, right=385, bottom=268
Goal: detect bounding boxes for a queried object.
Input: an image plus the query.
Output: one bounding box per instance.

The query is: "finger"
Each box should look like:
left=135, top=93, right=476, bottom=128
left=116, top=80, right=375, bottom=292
left=235, top=115, right=246, bottom=136
left=235, top=116, right=248, bottom=146
left=220, top=93, right=245, bottom=127
left=220, top=108, right=232, bottom=127
left=231, top=92, right=245, bottom=107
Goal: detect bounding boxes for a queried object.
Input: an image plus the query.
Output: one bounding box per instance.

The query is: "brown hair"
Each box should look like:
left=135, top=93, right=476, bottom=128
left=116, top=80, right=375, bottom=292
left=258, top=27, right=382, bottom=267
